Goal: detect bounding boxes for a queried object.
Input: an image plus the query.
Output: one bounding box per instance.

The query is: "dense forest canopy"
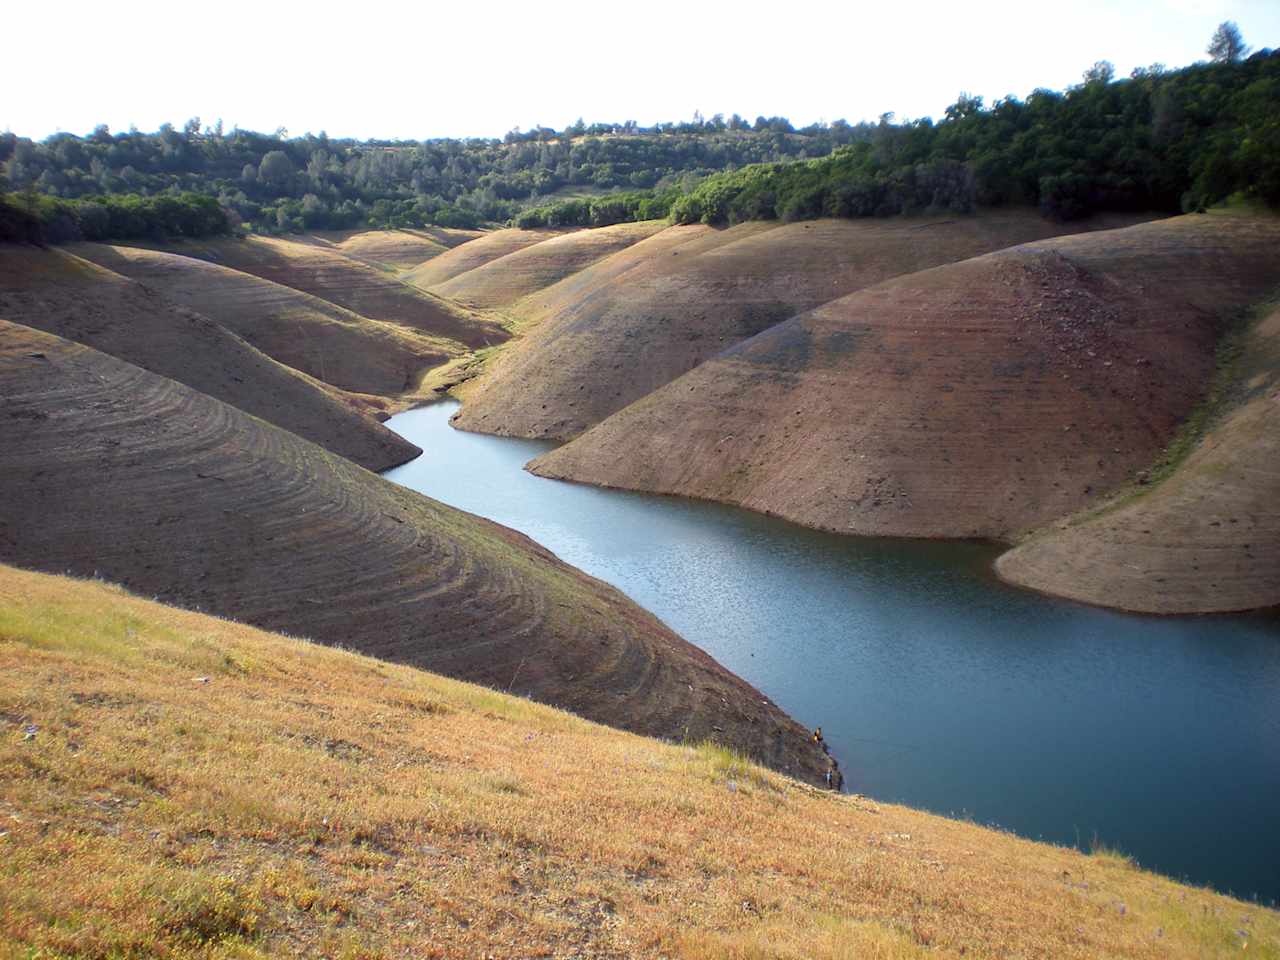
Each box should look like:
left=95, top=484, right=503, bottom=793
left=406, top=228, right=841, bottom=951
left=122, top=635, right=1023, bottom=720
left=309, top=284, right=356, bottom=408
left=0, top=114, right=859, bottom=240
left=2, top=34, right=1276, bottom=243
left=668, top=47, right=1280, bottom=225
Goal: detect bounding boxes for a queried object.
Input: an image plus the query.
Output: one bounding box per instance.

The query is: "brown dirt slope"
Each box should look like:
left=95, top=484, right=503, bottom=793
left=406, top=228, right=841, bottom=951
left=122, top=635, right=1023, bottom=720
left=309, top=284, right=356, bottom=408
left=428, top=220, right=667, bottom=314
left=309, top=226, right=482, bottom=269
left=996, top=303, right=1280, bottom=613
left=72, top=243, right=459, bottom=398
left=147, top=235, right=508, bottom=349
left=0, top=322, right=829, bottom=784
left=403, top=227, right=565, bottom=289
left=531, top=212, right=1280, bottom=540
left=453, top=211, right=1154, bottom=442
left=4, top=564, right=1277, bottom=959
left=324, top=227, right=479, bottom=269
left=0, top=245, right=416, bottom=471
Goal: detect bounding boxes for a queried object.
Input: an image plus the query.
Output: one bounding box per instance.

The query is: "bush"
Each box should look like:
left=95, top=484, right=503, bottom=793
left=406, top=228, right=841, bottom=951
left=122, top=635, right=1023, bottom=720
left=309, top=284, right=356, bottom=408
left=0, top=195, right=45, bottom=242
left=0, top=191, right=230, bottom=243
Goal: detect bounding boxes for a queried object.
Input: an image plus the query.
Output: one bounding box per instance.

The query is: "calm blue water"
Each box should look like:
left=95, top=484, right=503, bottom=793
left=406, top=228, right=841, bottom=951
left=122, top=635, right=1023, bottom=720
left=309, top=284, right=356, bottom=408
left=385, top=400, right=1280, bottom=903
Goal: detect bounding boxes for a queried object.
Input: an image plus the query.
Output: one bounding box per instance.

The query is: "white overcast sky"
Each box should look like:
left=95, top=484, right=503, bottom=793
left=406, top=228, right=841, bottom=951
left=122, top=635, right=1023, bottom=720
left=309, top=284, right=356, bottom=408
left=6, top=0, right=1278, bottom=141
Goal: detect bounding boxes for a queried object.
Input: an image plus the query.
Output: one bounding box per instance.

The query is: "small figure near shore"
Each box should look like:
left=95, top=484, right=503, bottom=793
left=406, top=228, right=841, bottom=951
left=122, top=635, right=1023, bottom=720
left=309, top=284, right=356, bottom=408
left=812, top=726, right=823, bottom=744
left=826, top=760, right=845, bottom=791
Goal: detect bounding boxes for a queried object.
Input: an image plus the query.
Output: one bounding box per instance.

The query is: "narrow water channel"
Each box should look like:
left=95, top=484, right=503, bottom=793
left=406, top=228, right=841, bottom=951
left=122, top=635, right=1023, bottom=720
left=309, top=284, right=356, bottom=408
left=385, top=400, right=1280, bottom=903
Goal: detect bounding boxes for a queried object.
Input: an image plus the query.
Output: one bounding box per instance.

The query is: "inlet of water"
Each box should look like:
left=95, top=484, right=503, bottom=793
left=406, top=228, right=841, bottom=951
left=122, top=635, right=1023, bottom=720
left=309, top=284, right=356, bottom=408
left=385, top=400, right=1280, bottom=903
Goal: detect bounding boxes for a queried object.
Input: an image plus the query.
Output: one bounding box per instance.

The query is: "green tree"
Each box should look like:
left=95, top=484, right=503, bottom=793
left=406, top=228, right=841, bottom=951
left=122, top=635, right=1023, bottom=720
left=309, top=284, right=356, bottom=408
left=1207, top=21, right=1249, bottom=63
left=258, top=150, right=294, bottom=188
left=1081, top=61, right=1115, bottom=85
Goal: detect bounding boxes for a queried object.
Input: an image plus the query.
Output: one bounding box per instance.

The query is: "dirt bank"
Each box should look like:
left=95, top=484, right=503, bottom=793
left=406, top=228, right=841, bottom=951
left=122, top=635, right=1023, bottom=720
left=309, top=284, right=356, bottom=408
left=73, top=243, right=459, bottom=398
left=454, top=211, right=1155, bottom=441
left=996, top=302, right=1280, bottom=613
left=530, top=213, right=1280, bottom=542
left=324, top=227, right=478, bottom=268
left=428, top=220, right=667, bottom=314
left=0, top=245, right=417, bottom=471
left=0, top=321, right=830, bottom=784
left=148, top=234, right=508, bottom=350
left=404, top=227, right=566, bottom=289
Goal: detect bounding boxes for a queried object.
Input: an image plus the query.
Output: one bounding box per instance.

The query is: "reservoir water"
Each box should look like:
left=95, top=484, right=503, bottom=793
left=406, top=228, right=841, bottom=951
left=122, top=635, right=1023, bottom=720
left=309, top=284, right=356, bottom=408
left=385, top=400, right=1280, bottom=903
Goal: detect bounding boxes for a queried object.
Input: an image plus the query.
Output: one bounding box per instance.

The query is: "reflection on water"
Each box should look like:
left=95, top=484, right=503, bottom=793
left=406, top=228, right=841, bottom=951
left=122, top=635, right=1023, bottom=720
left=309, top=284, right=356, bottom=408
left=385, top=400, right=1280, bottom=903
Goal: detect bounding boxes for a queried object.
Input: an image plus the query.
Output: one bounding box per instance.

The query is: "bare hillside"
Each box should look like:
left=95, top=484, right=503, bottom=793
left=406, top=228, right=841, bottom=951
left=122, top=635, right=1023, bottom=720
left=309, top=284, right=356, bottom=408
left=531, top=213, right=1280, bottom=541
left=454, top=211, right=1154, bottom=441
left=0, top=245, right=417, bottom=470
left=74, top=243, right=458, bottom=398
left=996, top=302, right=1280, bottom=613
left=0, top=322, right=828, bottom=783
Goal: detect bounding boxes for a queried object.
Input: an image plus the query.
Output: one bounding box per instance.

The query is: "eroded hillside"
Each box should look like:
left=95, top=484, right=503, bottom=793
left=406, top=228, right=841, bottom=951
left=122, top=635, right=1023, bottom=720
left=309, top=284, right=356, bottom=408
left=404, top=227, right=566, bottom=289
left=72, top=243, right=459, bottom=399
left=996, top=302, right=1280, bottom=613
left=147, top=234, right=509, bottom=349
left=425, top=220, right=667, bottom=313
left=529, top=213, right=1280, bottom=543
left=0, top=322, right=826, bottom=782
left=0, top=246, right=418, bottom=470
left=321, top=225, right=481, bottom=269
left=451, top=211, right=1153, bottom=442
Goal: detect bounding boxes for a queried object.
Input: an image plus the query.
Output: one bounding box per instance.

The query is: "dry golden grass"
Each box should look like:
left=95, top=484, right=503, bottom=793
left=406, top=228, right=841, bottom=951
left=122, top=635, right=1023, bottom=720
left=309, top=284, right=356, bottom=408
left=2, top=563, right=1276, bottom=959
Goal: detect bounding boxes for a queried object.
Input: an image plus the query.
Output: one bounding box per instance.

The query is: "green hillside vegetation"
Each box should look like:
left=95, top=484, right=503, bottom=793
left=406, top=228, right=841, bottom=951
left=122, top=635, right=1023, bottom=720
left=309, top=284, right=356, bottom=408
left=670, top=50, right=1280, bottom=225
left=1, top=116, right=859, bottom=236
left=0, top=191, right=228, bottom=243
left=512, top=188, right=681, bottom=228
left=4, top=42, right=1276, bottom=240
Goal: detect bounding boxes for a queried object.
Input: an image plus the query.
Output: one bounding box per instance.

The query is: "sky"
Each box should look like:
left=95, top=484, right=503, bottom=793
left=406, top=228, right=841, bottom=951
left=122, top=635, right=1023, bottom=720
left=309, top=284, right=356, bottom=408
left=6, top=0, right=1279, bottom=142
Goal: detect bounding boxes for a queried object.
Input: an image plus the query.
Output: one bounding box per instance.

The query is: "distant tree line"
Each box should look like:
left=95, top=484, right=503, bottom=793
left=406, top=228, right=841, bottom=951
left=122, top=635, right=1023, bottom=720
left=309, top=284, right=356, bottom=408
left=512, top=189, right=682, bottom=228
left=671, top=43, right=1280, bottom=225
left=0, top=190, right=228, bottom=244
left=2, top=30, right=1274, bottom=241
left=0, top=112, right=864, bottom=237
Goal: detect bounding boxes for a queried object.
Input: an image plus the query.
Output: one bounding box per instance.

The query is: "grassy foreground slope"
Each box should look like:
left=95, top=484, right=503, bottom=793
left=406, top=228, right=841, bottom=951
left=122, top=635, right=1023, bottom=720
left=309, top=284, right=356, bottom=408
left=0, top=245, right=417, bottom=471
left=3, top=564, right=1276, bottom=959
left=71, top=243, right=459, bottom=399
left=0, top=322, right=825, bottom=783
left=531, top=212, right=1280, bottom=541
left=147, top=234, right=508, bottom=350
left=427, top=220, right=667, bottom=314
left=453, top=211, right=1151, bottom=442
left=996, top=303, right=1280, bottom=613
